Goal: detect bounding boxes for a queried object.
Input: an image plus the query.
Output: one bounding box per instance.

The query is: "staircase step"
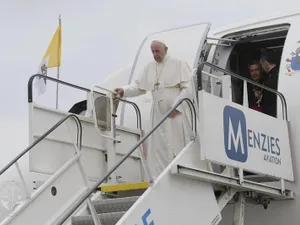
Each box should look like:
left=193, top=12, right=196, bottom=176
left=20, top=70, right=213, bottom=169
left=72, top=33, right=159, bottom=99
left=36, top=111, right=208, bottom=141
left=93, top=196, right=139, bottom=213
left=71, top=211, right=126, bottom=225
left=99, top=182, right=149, bottom=193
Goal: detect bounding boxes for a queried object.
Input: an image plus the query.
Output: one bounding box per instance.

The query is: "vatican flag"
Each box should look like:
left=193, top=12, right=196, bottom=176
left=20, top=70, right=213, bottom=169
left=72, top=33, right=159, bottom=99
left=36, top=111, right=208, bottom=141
left=35, top=22, right=62, bottom=96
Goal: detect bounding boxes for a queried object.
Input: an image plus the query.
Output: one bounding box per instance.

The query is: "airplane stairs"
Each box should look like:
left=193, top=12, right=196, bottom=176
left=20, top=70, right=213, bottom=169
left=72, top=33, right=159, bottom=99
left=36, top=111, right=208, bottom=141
left=71, top=196, right=139, bottom=225
left=71, top=185, right=146, bottom=225
left=0, top=73, right=296, bottom=225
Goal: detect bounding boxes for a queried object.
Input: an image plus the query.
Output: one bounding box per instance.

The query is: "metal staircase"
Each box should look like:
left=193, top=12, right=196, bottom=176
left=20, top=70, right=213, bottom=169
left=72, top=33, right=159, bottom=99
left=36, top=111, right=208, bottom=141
left=54, top=96, right=198, bottom=225
left=71, top=183, right=149, bottom=225
left=0, top=75, right=153, bottom=225
left=71, top=189, right=143, bottom=225
left=0, top=59, right=296, bottom=225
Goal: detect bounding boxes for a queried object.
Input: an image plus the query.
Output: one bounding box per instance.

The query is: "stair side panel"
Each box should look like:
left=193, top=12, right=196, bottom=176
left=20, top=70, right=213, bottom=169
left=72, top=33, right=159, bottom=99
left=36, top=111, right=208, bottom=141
left=115, top=140, right=222, bottom=225
left=1, top=154, right=88, bottom=225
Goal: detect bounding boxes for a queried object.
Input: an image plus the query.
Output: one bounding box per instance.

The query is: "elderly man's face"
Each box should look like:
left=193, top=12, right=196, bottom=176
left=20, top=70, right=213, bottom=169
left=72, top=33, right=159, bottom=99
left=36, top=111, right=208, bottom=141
left=151, top=41, right=168, bottom=63
left=249, top=64, right=262, bottom=81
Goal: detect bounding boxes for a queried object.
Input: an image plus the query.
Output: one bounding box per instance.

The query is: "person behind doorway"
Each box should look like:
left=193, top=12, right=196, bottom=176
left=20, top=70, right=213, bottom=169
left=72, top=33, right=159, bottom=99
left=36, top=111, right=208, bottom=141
left=247, top=60, right=264, bottom=112
left=260, top=50, right=279, bottom=118
left=114, top=40, right=193, bottom=180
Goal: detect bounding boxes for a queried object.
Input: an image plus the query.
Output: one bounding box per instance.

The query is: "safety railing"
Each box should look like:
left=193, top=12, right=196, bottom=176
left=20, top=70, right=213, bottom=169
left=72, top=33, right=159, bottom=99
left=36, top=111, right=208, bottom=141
left=57, top=97, right=197, bottom=224
left=27, top=74, right=142, bottom=130
left=28, top=74, right=155, bottom=187
left=28, top=75, right=150, bottom=184
left=89, top=85, right=152, bottom=184
left=0, top=114, right=82, bottom=209
left=198, top=61, right=288, bottom=120
left=198, top=61, right=289, bottom=194
left=89, top=85, right=119, bottom=142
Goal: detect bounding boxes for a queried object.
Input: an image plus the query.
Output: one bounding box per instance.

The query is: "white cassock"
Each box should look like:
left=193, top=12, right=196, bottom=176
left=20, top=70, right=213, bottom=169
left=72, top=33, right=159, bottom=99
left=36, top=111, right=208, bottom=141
left=122, top=54, right=194, bottom=179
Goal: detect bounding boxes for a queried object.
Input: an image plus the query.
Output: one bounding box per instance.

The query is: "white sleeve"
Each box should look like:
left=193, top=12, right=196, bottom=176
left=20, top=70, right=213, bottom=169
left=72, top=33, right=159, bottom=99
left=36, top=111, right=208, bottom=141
left=171, top=60, right=193, bottom=111
left=122, top=79, right=146, bottom=98
left=123, top=64, right=149, bottom=98
left=179, top=59, right=192, bottom=82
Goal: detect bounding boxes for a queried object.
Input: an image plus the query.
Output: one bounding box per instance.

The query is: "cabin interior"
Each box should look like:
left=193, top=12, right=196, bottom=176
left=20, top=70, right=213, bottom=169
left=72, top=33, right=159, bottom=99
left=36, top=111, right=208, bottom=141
left=215, top=24, right=290, bottom=115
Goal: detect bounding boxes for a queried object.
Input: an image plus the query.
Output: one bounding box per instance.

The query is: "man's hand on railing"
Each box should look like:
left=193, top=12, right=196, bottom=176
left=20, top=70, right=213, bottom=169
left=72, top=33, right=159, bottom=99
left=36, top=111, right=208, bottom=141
left=169, top=109, right=181, bottom=119
left=114, top=88, right=124, bottom=98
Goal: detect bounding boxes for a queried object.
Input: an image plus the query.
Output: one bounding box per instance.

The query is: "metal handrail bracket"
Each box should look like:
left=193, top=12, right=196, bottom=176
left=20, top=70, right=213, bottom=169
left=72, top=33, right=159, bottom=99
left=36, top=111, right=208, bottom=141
left=89, top=85, right=118, bottom=184
left=89, top=85, right=118, bottom=142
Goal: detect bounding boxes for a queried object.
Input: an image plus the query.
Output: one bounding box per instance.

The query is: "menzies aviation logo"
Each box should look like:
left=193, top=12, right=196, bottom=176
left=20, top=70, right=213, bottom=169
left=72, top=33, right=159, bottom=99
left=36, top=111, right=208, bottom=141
left=223, top=106, right=281, bottom=165
left=223, top=106, right=248, bottom=162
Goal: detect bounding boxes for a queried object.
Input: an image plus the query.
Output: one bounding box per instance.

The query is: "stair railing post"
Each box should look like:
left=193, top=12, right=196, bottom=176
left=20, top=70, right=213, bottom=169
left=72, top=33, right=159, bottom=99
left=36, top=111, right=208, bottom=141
left=233, top=192, right=245, bottom=225
left=15, top=161, right=31, bottom=199
left=108, top=91, right=117, bottom=184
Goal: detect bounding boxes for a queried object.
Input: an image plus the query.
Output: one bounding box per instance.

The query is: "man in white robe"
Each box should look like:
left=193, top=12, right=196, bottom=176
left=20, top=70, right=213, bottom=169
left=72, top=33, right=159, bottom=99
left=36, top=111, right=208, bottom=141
left=114, top=40, right=193, bottom=179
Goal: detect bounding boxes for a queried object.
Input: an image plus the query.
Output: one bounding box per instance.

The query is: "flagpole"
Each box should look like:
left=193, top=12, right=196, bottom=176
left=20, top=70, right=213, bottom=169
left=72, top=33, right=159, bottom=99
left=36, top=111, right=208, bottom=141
left=55, top=14, right=61, bottom=109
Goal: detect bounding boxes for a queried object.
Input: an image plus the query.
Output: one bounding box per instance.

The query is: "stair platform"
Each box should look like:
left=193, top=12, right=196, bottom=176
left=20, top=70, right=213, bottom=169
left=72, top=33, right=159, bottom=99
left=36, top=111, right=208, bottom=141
left=173, top=164, right=295, bottom=200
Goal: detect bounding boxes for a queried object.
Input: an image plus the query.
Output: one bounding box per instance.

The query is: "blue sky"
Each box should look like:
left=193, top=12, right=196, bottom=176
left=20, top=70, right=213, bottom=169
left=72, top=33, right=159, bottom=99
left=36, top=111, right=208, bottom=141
left=0, top=0, right=299, bottom=191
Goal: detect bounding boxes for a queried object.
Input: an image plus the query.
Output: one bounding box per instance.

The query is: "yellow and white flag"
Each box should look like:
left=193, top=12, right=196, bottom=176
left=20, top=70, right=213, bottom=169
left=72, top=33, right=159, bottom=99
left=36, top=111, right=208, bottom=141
left=35, top=23, right=62, bottom=96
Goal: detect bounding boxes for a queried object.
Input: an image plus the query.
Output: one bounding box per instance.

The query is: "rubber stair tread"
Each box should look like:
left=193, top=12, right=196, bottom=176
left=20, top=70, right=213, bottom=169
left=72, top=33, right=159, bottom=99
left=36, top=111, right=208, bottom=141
left=93, top=196, right=139, bottom=213
left=71, top=211, right=126, bottom=225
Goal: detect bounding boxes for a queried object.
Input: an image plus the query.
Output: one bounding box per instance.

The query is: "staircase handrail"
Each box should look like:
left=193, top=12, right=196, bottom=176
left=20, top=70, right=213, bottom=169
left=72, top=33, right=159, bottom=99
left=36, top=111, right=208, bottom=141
left=198, top=61, right=288, bottom=120
left=0, top=114, right=82, bottom=177
left=57, top=97, right=197, bottom=224
left=27, top=74, right=142, bottom=130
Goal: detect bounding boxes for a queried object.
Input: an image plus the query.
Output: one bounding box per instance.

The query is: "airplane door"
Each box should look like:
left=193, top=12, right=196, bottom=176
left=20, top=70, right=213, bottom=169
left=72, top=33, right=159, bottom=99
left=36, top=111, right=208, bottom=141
left=205, top=43, right=235, bottom=97
left=120, top=23, right=211, bottom=131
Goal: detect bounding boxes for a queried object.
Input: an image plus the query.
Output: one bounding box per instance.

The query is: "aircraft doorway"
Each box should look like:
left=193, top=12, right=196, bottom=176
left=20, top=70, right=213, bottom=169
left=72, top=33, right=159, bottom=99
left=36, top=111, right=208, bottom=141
left=218, top=24, right=290, bottom=117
